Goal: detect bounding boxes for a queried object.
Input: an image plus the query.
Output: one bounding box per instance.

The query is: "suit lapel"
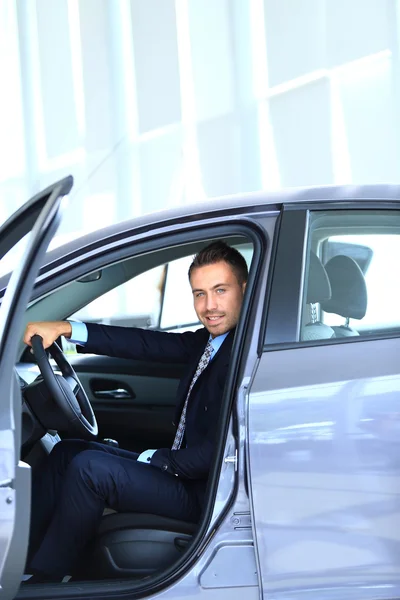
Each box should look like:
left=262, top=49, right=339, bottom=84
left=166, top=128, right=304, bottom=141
left=174, top=329, right=235, bottom=423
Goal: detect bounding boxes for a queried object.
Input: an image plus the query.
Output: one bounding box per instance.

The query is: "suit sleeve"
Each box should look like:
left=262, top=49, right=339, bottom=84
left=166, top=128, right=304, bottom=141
left=77, top=322, right=206, bottom=363
left=149, top=439, right=215, bottom=480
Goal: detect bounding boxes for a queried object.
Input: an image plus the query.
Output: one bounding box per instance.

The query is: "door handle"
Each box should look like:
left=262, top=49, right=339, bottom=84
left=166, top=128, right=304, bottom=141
left=93, top=388, right=132, bottom=400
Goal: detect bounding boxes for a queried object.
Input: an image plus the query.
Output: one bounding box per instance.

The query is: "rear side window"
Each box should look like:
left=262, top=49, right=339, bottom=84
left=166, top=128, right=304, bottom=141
left=301, top=209, right=400, bottom=341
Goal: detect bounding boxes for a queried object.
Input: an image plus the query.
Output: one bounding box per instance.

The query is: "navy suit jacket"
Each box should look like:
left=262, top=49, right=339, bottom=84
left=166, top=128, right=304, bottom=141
left=78, top=324, right=234, bottom=491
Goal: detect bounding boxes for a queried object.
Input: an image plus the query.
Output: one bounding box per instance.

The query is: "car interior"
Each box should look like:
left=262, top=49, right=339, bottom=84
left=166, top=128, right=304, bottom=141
left=14, top=234, right=254, bottom=583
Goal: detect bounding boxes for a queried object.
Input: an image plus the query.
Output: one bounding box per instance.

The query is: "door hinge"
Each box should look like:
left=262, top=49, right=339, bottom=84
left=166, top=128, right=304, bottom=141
left=230, top=511, right=252, bottom=530
left=224, top=449, right=238, bottom=471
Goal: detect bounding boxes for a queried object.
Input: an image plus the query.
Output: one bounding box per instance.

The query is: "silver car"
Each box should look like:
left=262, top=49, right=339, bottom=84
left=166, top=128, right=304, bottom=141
left=1, top=177, right=400, bottom=600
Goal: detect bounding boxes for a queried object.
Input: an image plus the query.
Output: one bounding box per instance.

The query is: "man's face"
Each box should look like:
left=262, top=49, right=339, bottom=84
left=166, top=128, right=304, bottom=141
left=190, top=261, right=246, bottom=337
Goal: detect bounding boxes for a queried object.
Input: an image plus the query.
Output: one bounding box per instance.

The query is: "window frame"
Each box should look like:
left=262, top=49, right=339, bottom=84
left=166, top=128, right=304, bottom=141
left=263, top=201, right=400, bottom=352
left=68, top=240, right=255, bottom=334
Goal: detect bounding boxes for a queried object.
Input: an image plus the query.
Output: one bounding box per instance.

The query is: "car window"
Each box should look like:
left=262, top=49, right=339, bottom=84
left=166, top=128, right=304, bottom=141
left=160, top=256, right=198, bottom=330
left=301, top=210, right=400, bottom=341
left=70, top=264, right=168, bottom=330
left=323, top=233, right=400, bottom=330
left=68, top=242, right=253, bottom=337
left=0, top=235, right=29, bottom=278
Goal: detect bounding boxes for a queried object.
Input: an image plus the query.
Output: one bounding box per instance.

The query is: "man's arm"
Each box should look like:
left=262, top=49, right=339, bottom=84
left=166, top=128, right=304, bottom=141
left=24, top=321, right=206, bottom=364
left=150, top=439, right=215, bottom=480
left=77, top=322, right=204, bottom=364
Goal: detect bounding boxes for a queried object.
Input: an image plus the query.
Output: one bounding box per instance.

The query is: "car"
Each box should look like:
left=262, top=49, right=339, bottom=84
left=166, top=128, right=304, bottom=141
left=1, top=176, right=400, bottom=600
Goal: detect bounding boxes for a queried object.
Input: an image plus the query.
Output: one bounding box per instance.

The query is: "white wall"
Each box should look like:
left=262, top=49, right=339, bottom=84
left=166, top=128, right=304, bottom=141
left=0, top=0, right=399, bottom=243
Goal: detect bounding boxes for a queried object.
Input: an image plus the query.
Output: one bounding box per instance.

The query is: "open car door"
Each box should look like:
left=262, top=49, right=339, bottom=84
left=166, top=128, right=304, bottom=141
left=0, top=176, right=72, bottom=599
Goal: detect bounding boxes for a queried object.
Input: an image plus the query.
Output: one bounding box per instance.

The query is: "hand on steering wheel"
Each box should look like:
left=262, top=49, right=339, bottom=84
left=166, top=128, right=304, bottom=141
left=31, top=334, right=98, bottom=438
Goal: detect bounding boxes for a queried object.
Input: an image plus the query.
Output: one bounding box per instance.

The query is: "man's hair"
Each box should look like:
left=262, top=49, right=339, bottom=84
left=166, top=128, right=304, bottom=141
left=188, top=241, right=248, bottom=285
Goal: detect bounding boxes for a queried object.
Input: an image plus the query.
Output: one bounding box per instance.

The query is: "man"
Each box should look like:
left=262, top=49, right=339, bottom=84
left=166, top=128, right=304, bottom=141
left=23, top=241, right=248, bottom=582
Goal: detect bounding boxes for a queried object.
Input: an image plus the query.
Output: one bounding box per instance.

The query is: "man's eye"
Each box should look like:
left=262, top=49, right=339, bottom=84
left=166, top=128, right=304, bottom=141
left=216, top=288, right=225, bottom=294
left=195, top=292, right=204, bottom=298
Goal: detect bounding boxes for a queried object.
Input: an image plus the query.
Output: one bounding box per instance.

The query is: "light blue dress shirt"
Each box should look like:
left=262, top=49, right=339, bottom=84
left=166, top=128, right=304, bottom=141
left=69, top=321, right=88, bottom=345
left=209, top=332, right=228, bottom=359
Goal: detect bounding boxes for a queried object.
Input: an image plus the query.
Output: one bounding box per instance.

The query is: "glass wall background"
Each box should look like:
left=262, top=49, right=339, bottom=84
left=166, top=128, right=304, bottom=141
left=0, top=0, right=398, bottom=245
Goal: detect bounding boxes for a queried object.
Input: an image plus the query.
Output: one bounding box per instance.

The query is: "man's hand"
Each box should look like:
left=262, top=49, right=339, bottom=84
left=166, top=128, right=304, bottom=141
left=23, top=321, right=72, bottom=349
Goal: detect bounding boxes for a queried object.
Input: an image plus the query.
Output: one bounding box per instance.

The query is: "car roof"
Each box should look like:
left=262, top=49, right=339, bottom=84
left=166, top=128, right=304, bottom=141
left=47, top=182, right=399, bottom=259
left=3, top=182, right=400, bottom=290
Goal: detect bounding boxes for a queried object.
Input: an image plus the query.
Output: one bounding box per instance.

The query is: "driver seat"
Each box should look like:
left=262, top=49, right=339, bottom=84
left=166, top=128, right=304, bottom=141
left=76, top=511, right=197, bottom=579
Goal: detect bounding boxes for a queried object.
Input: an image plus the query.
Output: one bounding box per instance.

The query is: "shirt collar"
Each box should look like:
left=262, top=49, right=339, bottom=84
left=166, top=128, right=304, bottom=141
left=209, top=332, right=229, bottom=358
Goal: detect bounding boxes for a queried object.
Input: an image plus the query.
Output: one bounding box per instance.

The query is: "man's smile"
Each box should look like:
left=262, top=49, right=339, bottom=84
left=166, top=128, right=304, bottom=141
left=205, top=314, right=224, bottom=322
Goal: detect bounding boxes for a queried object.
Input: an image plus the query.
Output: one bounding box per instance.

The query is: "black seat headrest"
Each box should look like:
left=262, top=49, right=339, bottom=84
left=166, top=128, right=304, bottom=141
left=306, top=251, right=331, bottom=304
left=321, top=255, right=367, bottom=320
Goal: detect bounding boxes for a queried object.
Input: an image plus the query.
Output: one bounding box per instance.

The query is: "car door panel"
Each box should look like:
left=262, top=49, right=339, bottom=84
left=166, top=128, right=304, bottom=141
left=69, top=354, right=185, bottom=452
left=0, top=176, right=71, bottom=597
left=248, top=338, right=400, bottom=598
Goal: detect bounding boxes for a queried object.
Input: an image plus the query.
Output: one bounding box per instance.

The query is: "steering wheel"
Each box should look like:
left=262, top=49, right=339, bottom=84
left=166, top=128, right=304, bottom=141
left=31, top=334, right=98, bottom=438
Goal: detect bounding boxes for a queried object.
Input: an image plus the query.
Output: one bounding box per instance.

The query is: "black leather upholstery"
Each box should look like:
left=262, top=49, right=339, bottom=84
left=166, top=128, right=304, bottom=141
left=306, top=251, right=331, bottom=304
left=302, top=252, right=335, bottom=341
left=321, top=255, right=367, bottom=320
left=76, top=513, right=197, bottom=580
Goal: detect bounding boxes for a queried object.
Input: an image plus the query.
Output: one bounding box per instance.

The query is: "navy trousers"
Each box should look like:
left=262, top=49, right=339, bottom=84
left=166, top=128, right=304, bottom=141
left=28, top=439, right=201, bottom=577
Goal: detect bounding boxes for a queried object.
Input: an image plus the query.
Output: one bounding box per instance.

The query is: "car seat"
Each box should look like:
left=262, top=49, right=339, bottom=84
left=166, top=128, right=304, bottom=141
left=74, top=511, right=196, bottom=580
left=321, top=255, right=367, bottom=337
left=301, top=252, right=335, bottom=341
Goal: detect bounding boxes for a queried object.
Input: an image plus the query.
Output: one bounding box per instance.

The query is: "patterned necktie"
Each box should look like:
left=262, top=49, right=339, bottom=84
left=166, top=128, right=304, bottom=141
left=172, top=340, right=213, bottom=450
